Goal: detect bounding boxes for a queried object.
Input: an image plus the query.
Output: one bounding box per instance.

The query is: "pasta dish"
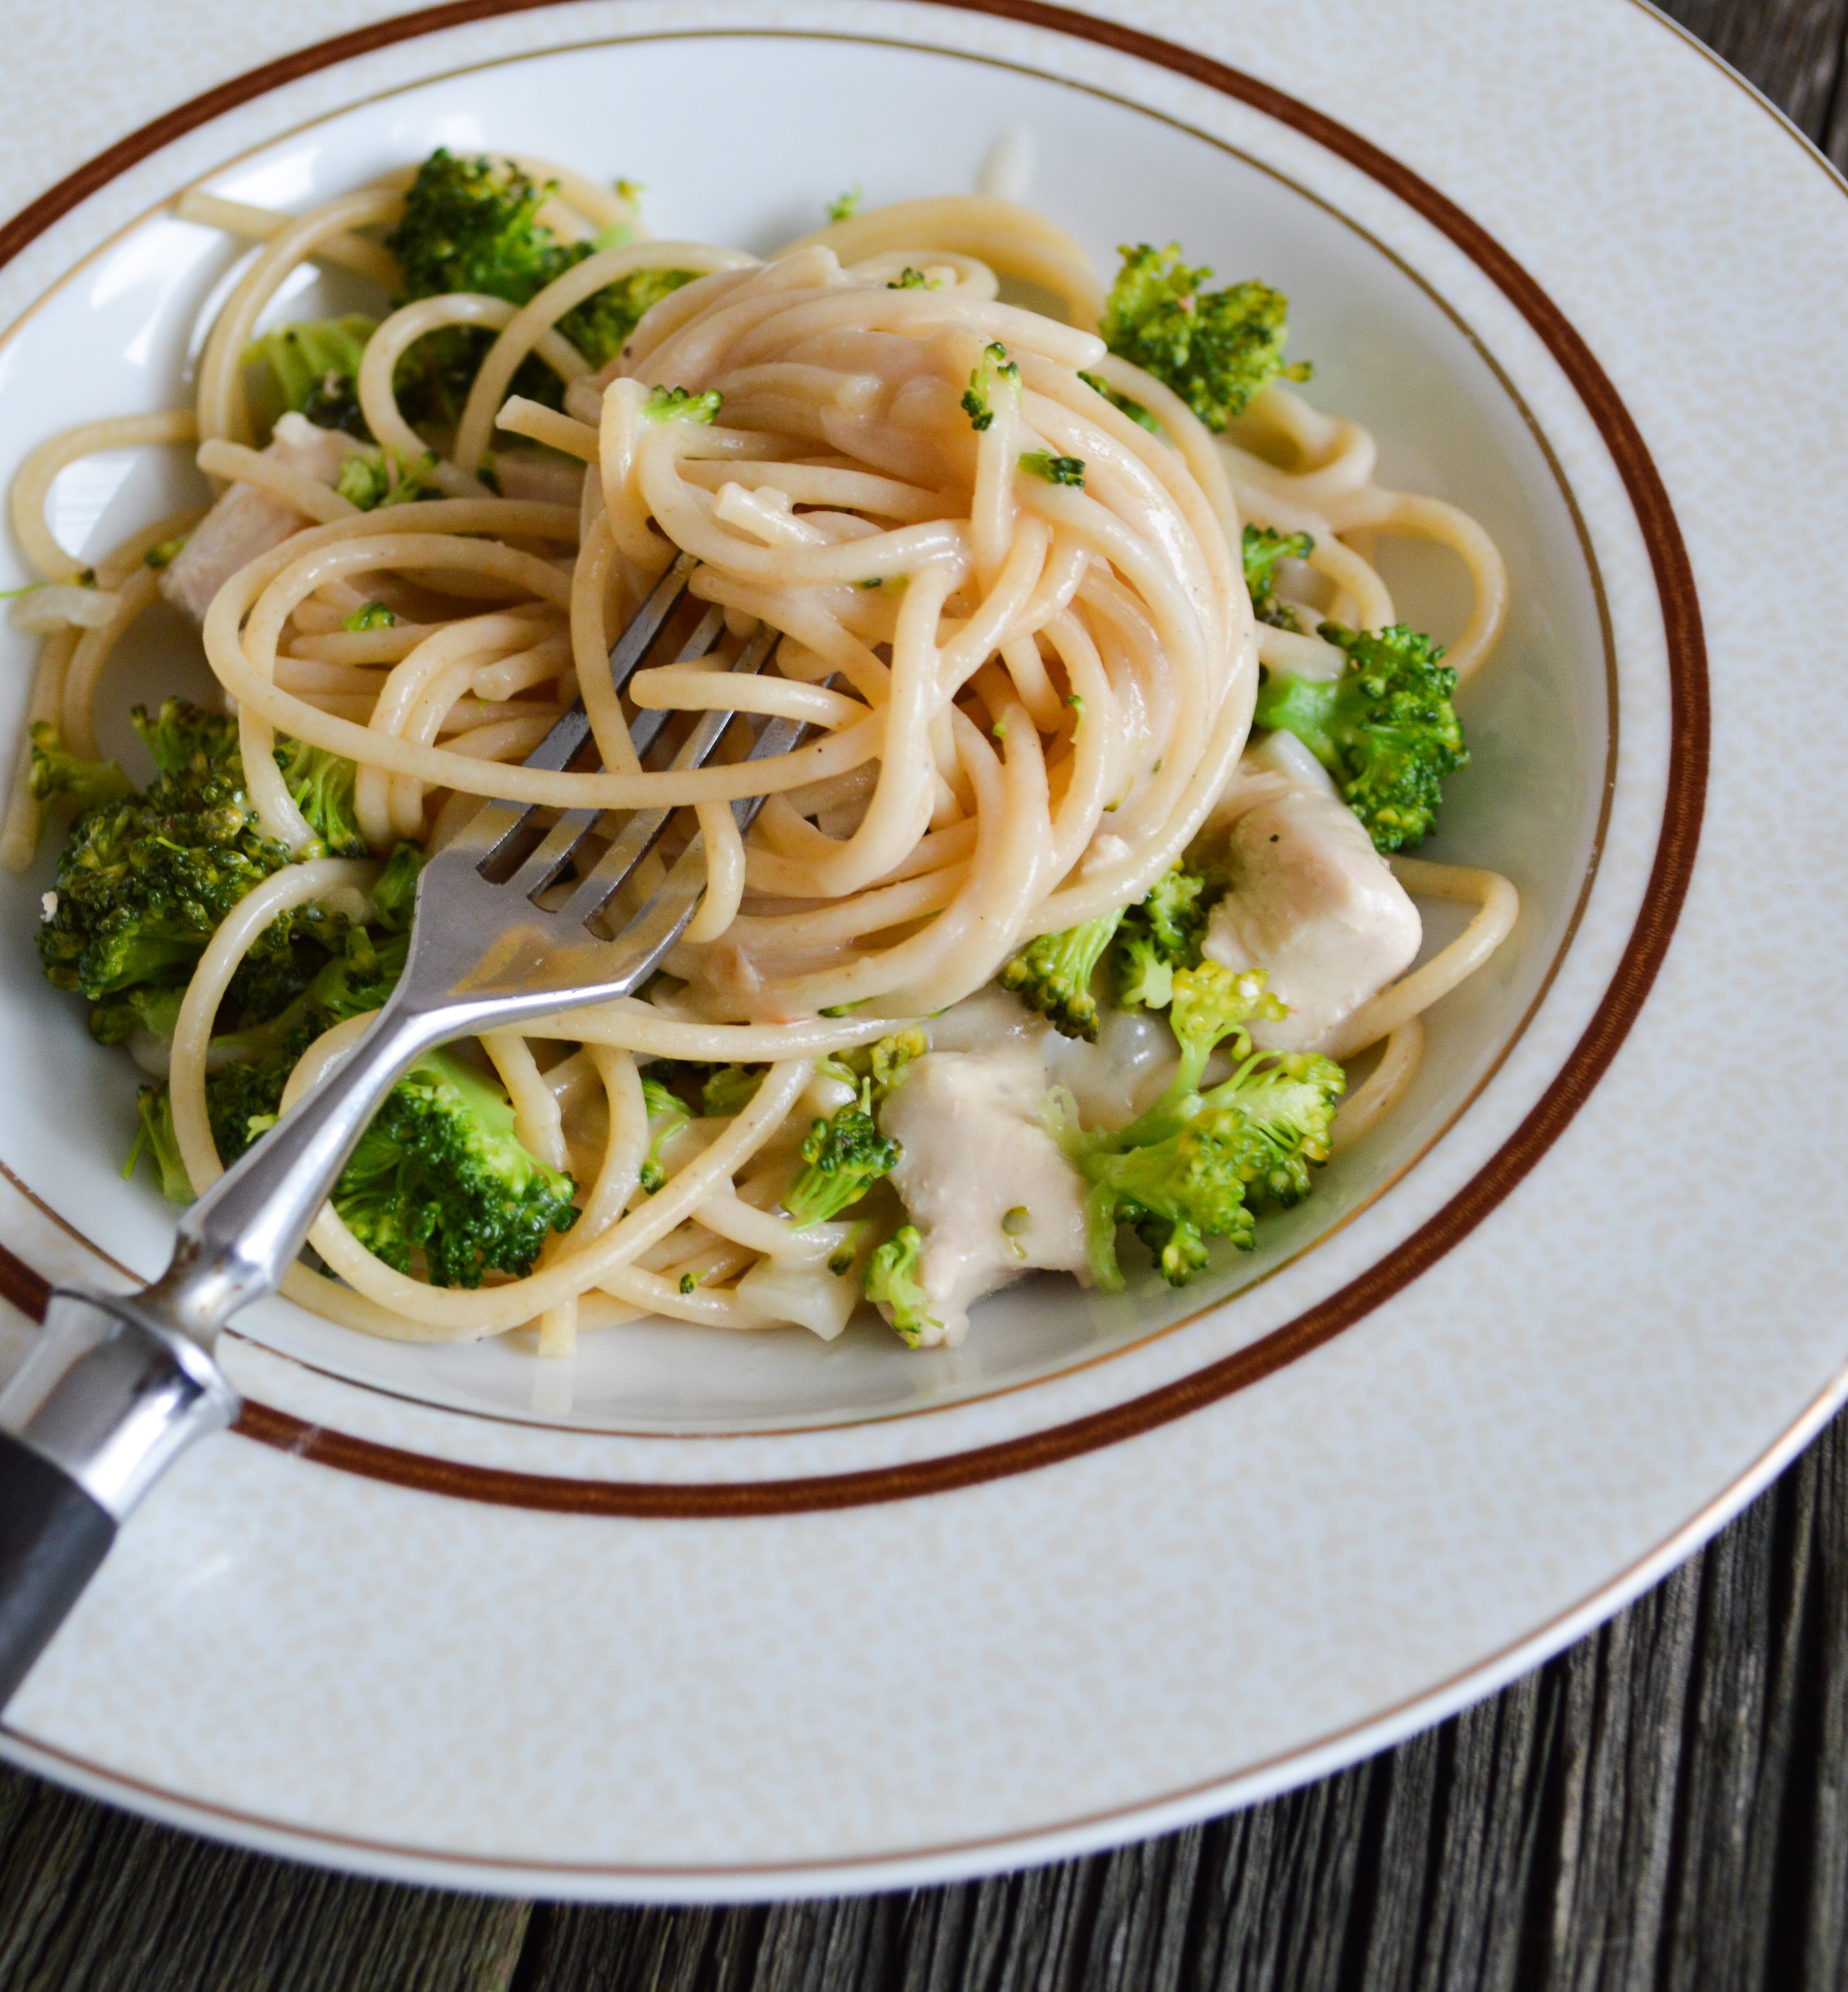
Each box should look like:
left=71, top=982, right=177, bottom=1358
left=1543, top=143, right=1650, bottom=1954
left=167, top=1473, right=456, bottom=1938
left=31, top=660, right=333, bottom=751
left=4, top=152, right=1517, bottom=1357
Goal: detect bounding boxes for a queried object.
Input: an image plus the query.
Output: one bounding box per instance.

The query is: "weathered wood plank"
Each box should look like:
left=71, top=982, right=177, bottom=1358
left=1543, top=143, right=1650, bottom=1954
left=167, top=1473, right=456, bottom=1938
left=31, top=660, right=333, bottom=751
left=1656, top=0, right=1848, bottom=140
left=0, top=1759, right=528, bottom=1992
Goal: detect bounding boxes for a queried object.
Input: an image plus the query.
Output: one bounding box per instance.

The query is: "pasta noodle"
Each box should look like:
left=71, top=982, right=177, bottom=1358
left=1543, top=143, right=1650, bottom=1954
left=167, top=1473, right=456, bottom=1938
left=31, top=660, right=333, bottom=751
left=5, top=151, right=1518, bottom=1357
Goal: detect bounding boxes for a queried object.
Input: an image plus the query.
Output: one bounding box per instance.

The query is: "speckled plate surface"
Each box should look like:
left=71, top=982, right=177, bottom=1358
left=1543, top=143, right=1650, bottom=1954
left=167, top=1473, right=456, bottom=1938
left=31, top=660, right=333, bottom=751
left=0, top=0, right=1837, bottom=1899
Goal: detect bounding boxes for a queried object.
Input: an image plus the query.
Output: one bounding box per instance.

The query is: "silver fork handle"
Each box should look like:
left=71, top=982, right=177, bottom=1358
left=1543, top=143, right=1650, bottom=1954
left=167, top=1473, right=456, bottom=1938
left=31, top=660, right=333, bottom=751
left=147, top=998, right=450, bottom=1342
left=0, top=988, right=438, bottom=1703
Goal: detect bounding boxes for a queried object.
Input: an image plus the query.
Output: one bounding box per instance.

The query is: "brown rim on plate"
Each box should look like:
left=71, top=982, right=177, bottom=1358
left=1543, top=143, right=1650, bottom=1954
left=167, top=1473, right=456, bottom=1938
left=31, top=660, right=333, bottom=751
left=0, top=0, right=1707, bottom=1519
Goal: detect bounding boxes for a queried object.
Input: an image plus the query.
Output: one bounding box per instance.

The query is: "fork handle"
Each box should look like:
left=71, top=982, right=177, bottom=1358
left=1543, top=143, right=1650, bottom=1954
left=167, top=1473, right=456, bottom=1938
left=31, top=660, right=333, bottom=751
left=145, top=1000, right=447, bottom=1342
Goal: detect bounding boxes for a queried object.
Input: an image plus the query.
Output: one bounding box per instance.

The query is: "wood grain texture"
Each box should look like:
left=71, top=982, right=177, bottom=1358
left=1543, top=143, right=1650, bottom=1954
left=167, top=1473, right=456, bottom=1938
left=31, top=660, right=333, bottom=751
left=0, top=2, right=1842, bottom=1986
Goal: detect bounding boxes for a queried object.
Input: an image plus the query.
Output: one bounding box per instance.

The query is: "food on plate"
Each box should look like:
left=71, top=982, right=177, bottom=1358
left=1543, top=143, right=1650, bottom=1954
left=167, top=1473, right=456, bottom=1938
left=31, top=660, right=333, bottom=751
left=3, top=148, right=1517, bottom=1353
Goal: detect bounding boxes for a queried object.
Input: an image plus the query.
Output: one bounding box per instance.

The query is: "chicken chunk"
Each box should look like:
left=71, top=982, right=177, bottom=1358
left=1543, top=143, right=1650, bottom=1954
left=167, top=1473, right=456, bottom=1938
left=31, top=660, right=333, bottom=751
left=160, top=414, right=354, bottom=622
left=1203, top=776, right=1421, bottom=1054
left=877, top=1045, right=1091, bottom=1347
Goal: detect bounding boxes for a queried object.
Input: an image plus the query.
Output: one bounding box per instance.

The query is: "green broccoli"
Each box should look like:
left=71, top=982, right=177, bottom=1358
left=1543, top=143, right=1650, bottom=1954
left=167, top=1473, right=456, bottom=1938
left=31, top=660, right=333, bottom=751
left=1253, top=621, right=1469, bottom=852
left=867, top=1025, right=927, bottom=1096
left=35, top=699, right=337, bottom=1019
left=827, top=186, right=862, bottom=224
left=383, top=150, right=696, bottom=422
left=87, top=983, right=185, bottom=1047
left=342, top=600, right=396, bottom=632
left=999, top=906, right=1125, bottom=1040
left=370, top=841, right=425, bottom=931
left=1101, top=243, right=1310, bottom=432
left=273, top=736, right=367, bottom=857
left=1069, top=963, right=1340, bottom=1289
left=864, top=1225, right=939, bottom=1346
left=27, top=724, right=133, bottom=831
left=1242, top=523, right=1314, bottom=630
left=782, top=1082, right=900, bottom=1230
left=639, top=1075, right=691, bottom=1193
left=305, top=923, right=411, bottom=1022
left=642, top=385, right=722, bottom=425
left=960, top=341, right=1019, bottom=432
left=823, top=1025, right=928, bottom=1099
left=558, top=269, right=699, bottom=372
left=330, top=1044, right=578, bottom=1286
left=335, top=447, right=439, bottom=511
left=1078, top=1051, right=1343, bottom=1289
left=1109, top=961, right=1288, bottom=1152
left=242, top=314, right=377, bottom=439
left=1113, top=863, right=1222, bottom=1011
left=887, top=267, right=932, bottom=290
left=143, top=1030, right=577, bottom=1289
left=124, top=1086, right=194, bottom=1205
left=700, top=1064, right=762, bottom=1118
left=1018, top=451, right=1084, bottom=487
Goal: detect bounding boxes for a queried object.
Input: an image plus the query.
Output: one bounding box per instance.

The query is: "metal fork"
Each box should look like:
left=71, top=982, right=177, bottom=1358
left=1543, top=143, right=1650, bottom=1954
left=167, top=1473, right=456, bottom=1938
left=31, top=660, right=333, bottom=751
left=0, top=550, right=795, bottom=1704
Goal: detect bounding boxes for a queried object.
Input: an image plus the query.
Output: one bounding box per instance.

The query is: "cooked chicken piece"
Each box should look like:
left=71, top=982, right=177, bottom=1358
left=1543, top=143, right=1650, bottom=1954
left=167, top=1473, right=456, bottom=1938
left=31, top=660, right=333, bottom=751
left=877, top=1045, right=1091, bottom=1347
left=160, top=414, right=354, bottom=622
left=1202, top=762, right=1421, bottom=1054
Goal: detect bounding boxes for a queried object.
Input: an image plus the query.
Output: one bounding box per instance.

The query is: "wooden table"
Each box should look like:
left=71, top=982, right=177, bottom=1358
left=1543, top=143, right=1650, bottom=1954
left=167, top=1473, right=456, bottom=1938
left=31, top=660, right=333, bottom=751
left=0, top=3, right=1839, bottom=1984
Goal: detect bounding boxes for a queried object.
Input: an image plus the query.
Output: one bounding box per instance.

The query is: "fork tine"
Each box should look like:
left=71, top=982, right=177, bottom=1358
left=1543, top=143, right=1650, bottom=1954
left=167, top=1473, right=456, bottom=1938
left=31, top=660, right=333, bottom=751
left=440, top=551, right=701, bottom=866
left=507, top=604, right=747, bottom=904
left=557, top=619, right=780, bottom=927
left=570, top=703, right=823, bottom=992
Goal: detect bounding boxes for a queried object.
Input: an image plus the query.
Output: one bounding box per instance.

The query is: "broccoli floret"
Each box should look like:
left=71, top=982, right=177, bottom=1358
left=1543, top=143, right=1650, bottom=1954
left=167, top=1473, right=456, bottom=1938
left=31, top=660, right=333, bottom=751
left=87, top=983, right=186, bottom=1047
left=868, top=1025, right=927, bottom=1096
left=273, top=736, right=367, bottom=857
left=330, top=1044, right=578, bottom=1286
left=642, top=384, right=722, bottom=424
left=782, top=1082, right=900, bottom=1229
left=1254, top=621, right=1469, bottom=853
left=639, top=1075, right=691, bottom=1192
left=242, top=314, right=377, bottom=439
left=824, top=1026, right=928, bottom=1099
left=1113, top=961, right=1288, bottom=1150
left=1113, top=863, right=1222, bottom=1012
left=335, top=447, right=439, bottom=511
left=960, top=341, right=1019, bottom=432
left=1078, top=1049, right=1343, bottom=1289
left=384, top=150, right=696, bottom=422
left=558, top=270, right=698, bottom=371
left=864, top=1225, right=939, bottom=1346
left=827, top=186, right=862, bottom=224
left=1018, top=451, right=1084, bottom=487
left=1101, top=243, right=1310, bottom=432
left=124, top=1086, right=193, bottom=1205
left=163, top=1025, right=579, bottom=1288
left=370, top=841, right=425, bottom=932
left=1071, top=965, right=1341, bottom=1289
left=887, top=267, right=931, bottom=290
left=27, top=723, right=133, bottom=832
left=35, top=699, right=338, bottom=1017
left=1242, top=523, right=1314, bottom=630
left=1081, top=1109, right=1254, bottom=1285
left=342, top=600, right=396, bottom=632
left=305, top=923, right=410, bottom=1022
left=999, top=907, right=1125, bottom=1040
left=700, top=1064, right=762, bottom=1118
left=203, top=1039, right=305, bottom=1169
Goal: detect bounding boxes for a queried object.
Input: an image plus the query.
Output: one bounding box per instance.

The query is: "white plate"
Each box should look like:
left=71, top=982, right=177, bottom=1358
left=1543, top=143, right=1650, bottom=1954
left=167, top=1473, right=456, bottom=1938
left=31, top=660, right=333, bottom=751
left=0, top=0, right=1838, bottom=1899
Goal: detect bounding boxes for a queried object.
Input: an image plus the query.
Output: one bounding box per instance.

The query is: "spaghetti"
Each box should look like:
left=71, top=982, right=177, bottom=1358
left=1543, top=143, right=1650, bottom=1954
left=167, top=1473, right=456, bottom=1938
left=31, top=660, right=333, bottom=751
left=4, top=156, right=1517, bottom=1355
